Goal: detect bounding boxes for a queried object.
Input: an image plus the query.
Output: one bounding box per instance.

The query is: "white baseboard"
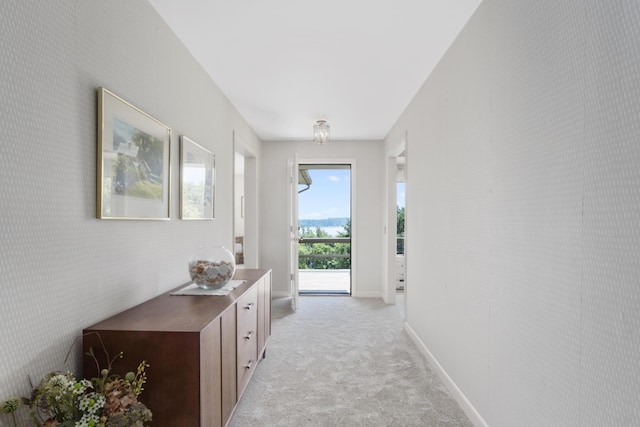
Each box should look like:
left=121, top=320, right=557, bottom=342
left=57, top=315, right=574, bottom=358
left=352, top=291, right=382, bottom=298
left=403, top=322, right=489, bottom=427
left=272, top=290, right=291, bottom=298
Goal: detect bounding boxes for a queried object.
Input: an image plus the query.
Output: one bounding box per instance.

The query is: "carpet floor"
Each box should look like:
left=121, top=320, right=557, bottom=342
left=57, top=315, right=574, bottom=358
left=229, top=294, right=473, bottom=427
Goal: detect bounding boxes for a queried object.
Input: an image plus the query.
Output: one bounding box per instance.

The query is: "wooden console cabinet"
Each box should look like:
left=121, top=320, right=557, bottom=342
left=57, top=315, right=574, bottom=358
left=83, top=269, right=271, bottom=427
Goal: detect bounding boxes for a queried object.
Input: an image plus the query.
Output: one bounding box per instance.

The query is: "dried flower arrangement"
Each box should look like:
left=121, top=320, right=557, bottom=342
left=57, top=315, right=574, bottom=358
left=0, top=335, right=151, bottom=427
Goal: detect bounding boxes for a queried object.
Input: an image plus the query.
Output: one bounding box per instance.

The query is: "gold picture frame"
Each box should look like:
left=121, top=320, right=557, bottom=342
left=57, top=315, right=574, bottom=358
left=180, top=136, right=215, bottom=220
left=97, top=88, right=171, bottom=220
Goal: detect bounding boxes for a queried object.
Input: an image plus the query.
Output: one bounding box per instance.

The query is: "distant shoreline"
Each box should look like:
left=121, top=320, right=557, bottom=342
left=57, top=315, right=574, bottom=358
left=299, top=217, right=349, bottom=228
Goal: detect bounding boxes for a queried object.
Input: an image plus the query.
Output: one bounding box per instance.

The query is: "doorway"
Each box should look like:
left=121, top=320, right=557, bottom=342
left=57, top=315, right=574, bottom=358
left=384, top=139, right=406, bottom=305
left=297, top=164, right=352, bottom=295
left=233, top=135, right=258, bottom=269
left=395, top=152, right=407, bottom=317
left=234, top=151, right=245, bottom=268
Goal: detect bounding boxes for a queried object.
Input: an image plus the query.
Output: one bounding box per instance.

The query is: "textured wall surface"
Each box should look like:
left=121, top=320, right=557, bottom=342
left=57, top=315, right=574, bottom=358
left=393, top=1, right=640, bottom=426
left=0, top=0, right=259, bottom=419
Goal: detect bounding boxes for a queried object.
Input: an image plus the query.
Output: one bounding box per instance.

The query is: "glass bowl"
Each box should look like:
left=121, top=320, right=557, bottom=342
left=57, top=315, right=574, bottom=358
left=188, top=246, right=236, bottom=289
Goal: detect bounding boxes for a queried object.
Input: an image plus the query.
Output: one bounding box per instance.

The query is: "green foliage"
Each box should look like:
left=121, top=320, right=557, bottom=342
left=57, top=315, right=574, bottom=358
left=126, top=180, right=163, bottom=199
left=300, top=226, right=329, bottom=238
left=112, top=128, right=164, bottom=200
left=114, top=154, right=144, bottom=193
left=0, top=339, right=152, bottom=427
left=397, top=206, right=405, bottom=236
left=338, top=219, right=351, bottom=237
left=130, top=130, right=163, bottom=175
left=0, top=397, right=19, bottom=427
left=296, top=208, right=404, bottom=268
left=397, top=206, right=405, bottom=254
left=298, top=222, right=351, bottom=270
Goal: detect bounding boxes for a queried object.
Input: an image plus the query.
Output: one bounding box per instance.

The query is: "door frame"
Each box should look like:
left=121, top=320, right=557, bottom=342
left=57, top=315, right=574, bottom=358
left=384, top=134, right=406, bottom=305
left=288, top=155, right=299, bottom=310
left=289, top=157, right=357, bottom=297
left=233, top=133, right=258, bottom=268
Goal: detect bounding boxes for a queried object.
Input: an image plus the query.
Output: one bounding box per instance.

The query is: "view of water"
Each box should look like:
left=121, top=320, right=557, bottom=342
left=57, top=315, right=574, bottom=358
left=319, top=226, right=345, bottom=237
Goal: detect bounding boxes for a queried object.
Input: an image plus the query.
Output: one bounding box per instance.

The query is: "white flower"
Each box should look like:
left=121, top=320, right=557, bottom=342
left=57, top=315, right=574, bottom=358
left=48, top=373, right=71, bottom=389
left=78, top=392, right=105, bottom=415
left=71, top=378, right=93, bottom=396
left=75, top=411, right=100, bottom=427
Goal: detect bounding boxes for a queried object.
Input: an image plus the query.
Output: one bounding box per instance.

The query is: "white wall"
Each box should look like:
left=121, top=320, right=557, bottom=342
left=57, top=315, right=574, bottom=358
left=389, top=1, right=640, bottom=426
left=0, top=0, right=259, bottom=413
left=260, top=140, right=385, bottom=298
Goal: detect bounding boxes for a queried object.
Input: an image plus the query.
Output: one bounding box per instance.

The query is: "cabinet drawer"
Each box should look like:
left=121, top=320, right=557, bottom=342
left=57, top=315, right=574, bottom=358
left=237, top=328, right=257, bottom=397
left=237, top=285, right=257, bottom=316
left=236, top=286, right=258, bottom=336
left=236, top=286, right=258, bottom=397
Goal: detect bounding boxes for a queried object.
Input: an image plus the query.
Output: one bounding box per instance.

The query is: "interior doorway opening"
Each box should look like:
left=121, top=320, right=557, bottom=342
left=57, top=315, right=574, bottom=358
left=234, top=138, right=257, bottom=269
left=396, top=155, right=406, bottom=291
left=297, top=164, right=351, bottom=295
left=234, top=151, right=245, bottom=268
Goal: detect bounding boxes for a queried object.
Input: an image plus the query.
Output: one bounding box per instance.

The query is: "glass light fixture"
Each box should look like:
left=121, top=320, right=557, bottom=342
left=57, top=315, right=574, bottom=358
left=313, top=119, right=330, bottom=145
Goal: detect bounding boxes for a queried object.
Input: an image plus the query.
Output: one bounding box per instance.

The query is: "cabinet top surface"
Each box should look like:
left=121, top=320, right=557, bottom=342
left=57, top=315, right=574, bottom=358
left=84, top=269, right=270, bottom=333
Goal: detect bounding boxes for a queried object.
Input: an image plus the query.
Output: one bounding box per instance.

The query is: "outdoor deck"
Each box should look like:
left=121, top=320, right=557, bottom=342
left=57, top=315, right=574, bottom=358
left=298, top=269, right=351, bottom=293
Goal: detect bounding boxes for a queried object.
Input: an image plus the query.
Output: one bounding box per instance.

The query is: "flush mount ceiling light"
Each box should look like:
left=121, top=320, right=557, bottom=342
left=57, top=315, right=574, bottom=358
left=313, top=119, right=330, bottom=145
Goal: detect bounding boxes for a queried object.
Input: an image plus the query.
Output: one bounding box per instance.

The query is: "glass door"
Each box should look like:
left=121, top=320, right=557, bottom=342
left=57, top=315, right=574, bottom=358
left=296, top=164, right=351, bottom=295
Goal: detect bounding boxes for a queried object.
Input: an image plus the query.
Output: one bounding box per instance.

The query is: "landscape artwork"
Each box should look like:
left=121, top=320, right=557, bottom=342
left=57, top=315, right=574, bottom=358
left=112, top=117, right=164, bottom=200
left=97, top=87, right=171, bottom=220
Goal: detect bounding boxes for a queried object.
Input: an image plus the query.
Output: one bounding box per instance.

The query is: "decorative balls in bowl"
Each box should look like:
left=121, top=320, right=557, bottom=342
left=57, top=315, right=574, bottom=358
left=188, top=246, right=236, bottom=289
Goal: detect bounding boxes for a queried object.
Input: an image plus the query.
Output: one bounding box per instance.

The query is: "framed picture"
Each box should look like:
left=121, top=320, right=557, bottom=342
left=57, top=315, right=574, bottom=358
left=180, top=136, right=215, bottom=220
left=97, top=88, right=171, bottom=220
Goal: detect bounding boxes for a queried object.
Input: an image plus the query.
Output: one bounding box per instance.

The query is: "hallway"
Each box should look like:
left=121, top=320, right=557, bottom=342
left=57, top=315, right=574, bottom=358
left=229, top=295, right=471, bottom=426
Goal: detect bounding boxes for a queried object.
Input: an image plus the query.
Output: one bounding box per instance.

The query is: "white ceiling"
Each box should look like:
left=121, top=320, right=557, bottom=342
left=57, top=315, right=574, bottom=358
left=148, top=0, right=482, bottom=142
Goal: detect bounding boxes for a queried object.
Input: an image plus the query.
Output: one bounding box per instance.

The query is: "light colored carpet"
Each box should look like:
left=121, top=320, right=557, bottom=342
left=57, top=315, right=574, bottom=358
left=229, top=295, right=473, bottom=427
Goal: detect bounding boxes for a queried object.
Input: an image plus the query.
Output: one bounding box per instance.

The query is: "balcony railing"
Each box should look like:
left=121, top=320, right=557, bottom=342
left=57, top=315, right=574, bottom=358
left=297, top=238, right=351, bottom=293
left=298, top=237, right=404, bottom=259
left=298, top=237, right=350, bottom=246
left=296, top=236, right=403, bottom=293
left=298, top=237, right=350, bottom=259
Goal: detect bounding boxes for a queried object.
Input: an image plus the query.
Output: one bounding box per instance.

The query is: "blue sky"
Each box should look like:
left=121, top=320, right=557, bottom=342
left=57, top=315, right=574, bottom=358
left=299, top=169, right=351, bottom=219
left=298, top=168, right=405, bottom=220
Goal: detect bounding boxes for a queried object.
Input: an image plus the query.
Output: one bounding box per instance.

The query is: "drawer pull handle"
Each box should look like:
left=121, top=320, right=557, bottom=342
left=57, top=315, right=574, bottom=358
left=244, top=360, right=253, bottom=370
left=244, top=331, right=254, bottom=340
left=244, top=302, right=255, bottom=310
